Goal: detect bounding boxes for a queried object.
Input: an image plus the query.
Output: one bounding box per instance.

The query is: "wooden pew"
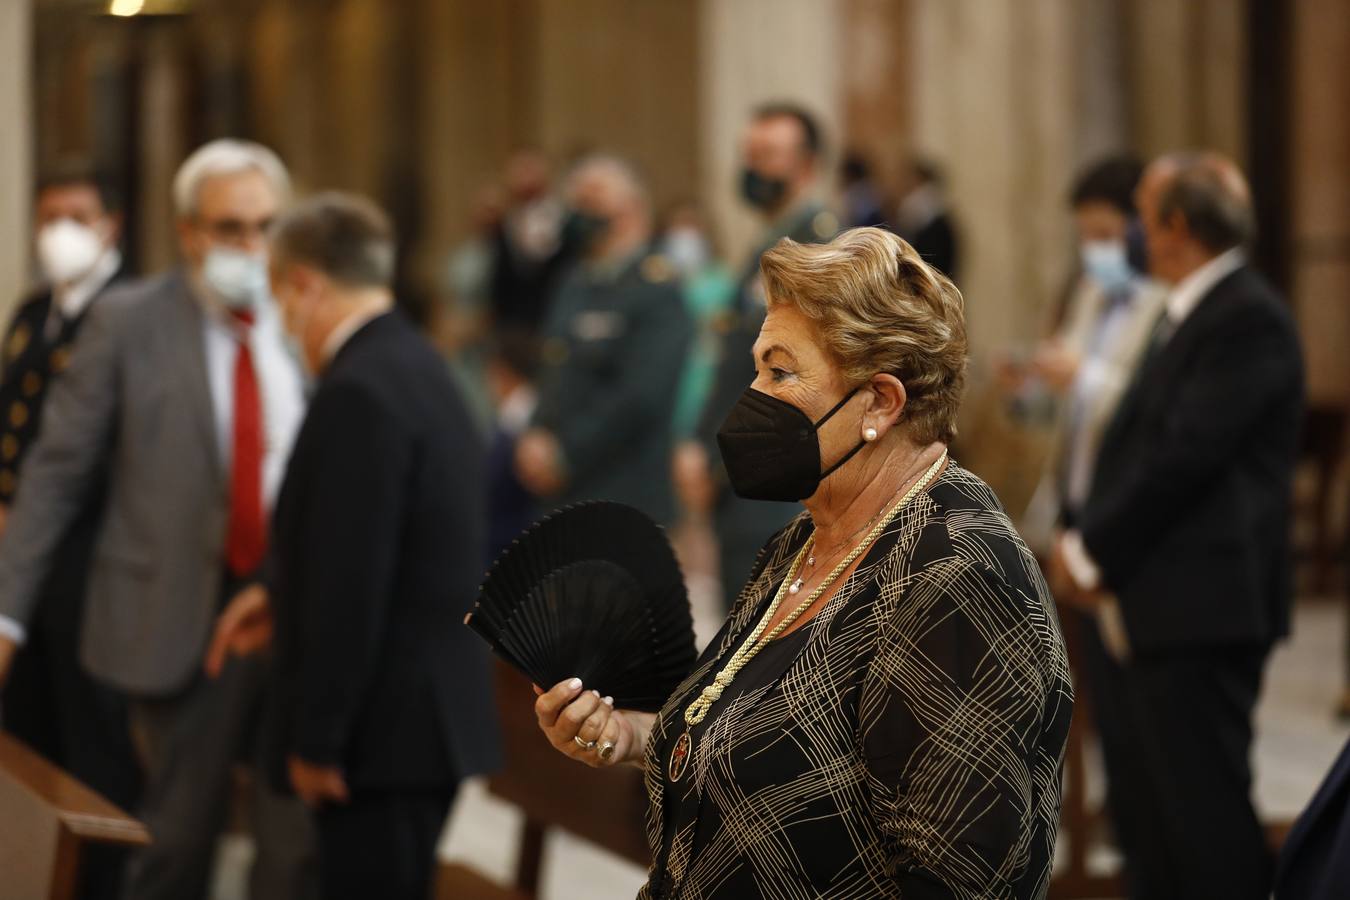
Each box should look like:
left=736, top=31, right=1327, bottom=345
left=439, top=662, right=649, bottom=899
left=0, top=732, right=150, bottom=900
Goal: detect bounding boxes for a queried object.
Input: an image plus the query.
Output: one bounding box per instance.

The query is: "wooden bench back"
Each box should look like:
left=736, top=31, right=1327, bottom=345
left=0, top=733, right=150, bottom=900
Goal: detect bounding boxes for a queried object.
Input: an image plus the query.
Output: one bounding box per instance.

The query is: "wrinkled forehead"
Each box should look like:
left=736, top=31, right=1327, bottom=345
left=753, top=303, right=830, bottom=368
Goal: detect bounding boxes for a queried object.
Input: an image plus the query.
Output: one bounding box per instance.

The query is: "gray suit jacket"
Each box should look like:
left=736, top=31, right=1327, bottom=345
left=0, top=269, right=281, bottom=695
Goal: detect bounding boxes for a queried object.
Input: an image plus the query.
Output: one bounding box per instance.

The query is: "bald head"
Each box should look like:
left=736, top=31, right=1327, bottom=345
left=1136, top=152, right=1254, bottom=284
left=564, top=155, right=652, bottom=260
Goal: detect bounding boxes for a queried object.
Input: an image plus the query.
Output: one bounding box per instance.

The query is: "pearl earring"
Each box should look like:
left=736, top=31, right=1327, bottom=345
left=863, top=427, right=878, bottom=442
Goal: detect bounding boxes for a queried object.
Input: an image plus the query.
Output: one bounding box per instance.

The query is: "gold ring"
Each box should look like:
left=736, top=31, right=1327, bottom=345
left=598, top=741, right=616, bottom=760
left=573, top=736, right=598, bottom=750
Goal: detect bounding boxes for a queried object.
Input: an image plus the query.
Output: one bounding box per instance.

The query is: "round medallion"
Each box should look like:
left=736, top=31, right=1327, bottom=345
left=668, top=731, right=692, bottom=783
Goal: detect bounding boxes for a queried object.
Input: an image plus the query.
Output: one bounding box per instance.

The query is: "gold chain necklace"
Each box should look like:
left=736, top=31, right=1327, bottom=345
left=666, top=449, right=948, bottom=784
left=788, top=476, right=911, bottom=595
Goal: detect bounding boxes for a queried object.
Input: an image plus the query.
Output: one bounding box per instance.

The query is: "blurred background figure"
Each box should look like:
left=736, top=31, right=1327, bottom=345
left=838, top=150, right=887, bottom=228
left=891, top=155, right=960, bottom=283
left=0, top=160, right=139, bottom=900
left=657, top=202, right=734, bottom=442
left=1014, top=155, right=1165, bottom=554
left=484, top=330, right=540, bottom=563
left=433, top=184, right=507, bottom=428
left=516, top=155, right=691, bottom=524
left=0, top=139, right=314, bottom=900
left=488, top=148, right=575, bottom=337
left=209, top=191, right=501, bottom=900
left=674, top=103, right=838, bottom=610
left=1052, top=153, right=1304, bottom=900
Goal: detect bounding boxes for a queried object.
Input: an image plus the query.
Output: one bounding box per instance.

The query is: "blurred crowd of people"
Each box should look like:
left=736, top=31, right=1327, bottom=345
left=435, top=105, right=967, bottom=615
left=0, top=88, right=1344, bottom=900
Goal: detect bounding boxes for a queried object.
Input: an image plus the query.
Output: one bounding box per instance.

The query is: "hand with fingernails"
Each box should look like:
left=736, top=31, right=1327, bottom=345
left=533, top=677, right=655, bottom=769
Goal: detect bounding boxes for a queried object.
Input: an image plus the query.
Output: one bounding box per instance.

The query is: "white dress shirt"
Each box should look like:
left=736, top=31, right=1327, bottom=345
left=1061, top=248, right=1246, bottom=592
left=201, top=292, right=307, bottom=511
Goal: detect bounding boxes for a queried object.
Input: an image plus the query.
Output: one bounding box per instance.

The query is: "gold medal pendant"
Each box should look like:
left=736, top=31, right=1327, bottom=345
left=668, top=730, right=692, bottom=783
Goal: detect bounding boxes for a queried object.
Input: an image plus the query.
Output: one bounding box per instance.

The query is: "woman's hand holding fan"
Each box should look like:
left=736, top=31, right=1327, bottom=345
left=533, top=677, right=656, bottom=768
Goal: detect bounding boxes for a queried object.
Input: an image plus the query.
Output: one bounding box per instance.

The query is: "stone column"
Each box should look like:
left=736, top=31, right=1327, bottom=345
left=1290, top=0, right=1350, bottom=407
left=699, top=0, right=843, bottom=264
left=911, top=0, right=1081, bottom=355
left=1123, top=0, right=1247, bottom=162
left=0, top=0, right=33, bottom=323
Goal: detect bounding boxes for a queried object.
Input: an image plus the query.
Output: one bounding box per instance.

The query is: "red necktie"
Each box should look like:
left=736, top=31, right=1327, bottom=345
left=226, top=312, right=266, bottom=576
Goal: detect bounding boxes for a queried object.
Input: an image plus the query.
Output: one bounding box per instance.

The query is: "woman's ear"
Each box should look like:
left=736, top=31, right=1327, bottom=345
left=864, top=374, right=907, bottom=438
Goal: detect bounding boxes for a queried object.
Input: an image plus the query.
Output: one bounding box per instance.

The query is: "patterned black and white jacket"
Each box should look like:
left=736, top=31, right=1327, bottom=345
left=640, top=463, right=1073, bottom=899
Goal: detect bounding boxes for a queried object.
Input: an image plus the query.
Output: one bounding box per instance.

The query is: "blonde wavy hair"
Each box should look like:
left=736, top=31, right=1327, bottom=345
left=759, top=226, right=967, bottom=444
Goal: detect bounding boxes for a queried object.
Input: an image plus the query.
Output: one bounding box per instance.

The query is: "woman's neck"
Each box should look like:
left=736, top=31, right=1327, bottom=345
left=803, top=440, right=947, bottom=554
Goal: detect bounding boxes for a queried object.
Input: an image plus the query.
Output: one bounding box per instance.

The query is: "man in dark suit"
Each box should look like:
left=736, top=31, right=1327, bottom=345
left=673, top=104, right=839, bottom=608
left=0, top=162, right=139, bottom=900
left=1051, top=153, right=1305, bottom=900
left=207, top=192, right=501, bottom=900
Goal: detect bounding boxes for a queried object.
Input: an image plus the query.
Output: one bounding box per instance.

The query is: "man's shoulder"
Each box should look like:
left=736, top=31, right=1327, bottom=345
left=1204, top=265, right=1297, bottom=339
left=9, top=286, right=52, bottom=322
left=91, top=269, right=189, bottom=328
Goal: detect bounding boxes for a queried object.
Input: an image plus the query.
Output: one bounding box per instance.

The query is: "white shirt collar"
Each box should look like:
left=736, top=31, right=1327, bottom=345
left=1164, top=247, right=1244, bottom=325
left=53, top=248, right=121, bottom=321
left=321, top=306, right=391, bottom=366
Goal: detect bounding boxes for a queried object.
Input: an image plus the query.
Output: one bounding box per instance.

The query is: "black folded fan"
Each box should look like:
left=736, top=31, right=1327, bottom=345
left=466, top=501, right=697, bottom=712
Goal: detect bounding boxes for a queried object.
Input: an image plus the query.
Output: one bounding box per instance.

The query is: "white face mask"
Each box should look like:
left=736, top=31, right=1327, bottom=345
left=203, top=247, right=269, bottom=309
left=37, top=219, right=106, bottom=286
left=663, top=228, right=711, bottom=278
left=1080, top=239, right=1134, bottom=294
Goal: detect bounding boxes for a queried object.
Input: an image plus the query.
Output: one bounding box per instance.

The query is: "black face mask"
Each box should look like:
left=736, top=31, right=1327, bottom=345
left=716, top=386, right=866, bottom=502
left=740, top=168, right=788, bottom=212
left=560, top=208, right=611, bottom=252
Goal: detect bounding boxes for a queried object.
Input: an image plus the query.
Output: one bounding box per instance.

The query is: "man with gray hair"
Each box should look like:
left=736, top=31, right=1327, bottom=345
left=0, top=139, right=312, bottom=899
left=515, top=154, right=692, bottom=523
left=1052, top=152, right=1305, bottom=899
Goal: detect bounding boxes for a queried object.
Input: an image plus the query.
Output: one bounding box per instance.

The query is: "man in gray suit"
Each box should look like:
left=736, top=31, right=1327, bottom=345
left=0, top=140, right=313, bottom=900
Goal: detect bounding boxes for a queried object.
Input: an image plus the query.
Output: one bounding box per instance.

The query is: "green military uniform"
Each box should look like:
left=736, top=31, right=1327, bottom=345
left=695, top=201, right=840, bottom=607
left=533, top=248, right=693, bottom=524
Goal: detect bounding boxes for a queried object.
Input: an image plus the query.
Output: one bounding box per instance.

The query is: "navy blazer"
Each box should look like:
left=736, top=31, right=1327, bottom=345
left=1277, top=736, right=1350, bottom=899
left=267, top=311, right=501, bottom=789
left=1080, top=265, right=1304, bottom=653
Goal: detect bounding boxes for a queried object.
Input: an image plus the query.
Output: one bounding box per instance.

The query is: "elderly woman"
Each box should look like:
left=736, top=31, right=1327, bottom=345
left=534, top=227, right=1073, bottom=898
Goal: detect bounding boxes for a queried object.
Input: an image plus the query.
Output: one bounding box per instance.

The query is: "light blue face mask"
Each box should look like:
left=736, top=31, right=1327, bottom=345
left=203, top=247, right=269, bottom=309
left=1080, top=240, right=1134, bottom=294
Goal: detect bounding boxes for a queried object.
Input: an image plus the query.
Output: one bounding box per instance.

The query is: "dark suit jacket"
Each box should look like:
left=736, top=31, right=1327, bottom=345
left=268, top=311, right=501, bottom=790
left=1080, top=264, right=1304, bottom=653
left=896, top=212, right=959, bottom=283
left=1277, top=736, right=1350, bottom=899
left=0, top=281, right=119, bottom=637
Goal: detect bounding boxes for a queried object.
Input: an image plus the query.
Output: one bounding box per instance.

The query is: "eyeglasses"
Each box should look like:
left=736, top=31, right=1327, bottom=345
left=195, top=216, right=274, bottom=247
